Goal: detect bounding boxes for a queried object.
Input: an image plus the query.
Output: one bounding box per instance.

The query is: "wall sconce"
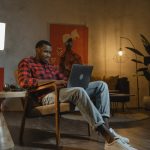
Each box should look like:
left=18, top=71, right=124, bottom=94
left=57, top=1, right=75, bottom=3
left=0, top=22, right=6, bottom=50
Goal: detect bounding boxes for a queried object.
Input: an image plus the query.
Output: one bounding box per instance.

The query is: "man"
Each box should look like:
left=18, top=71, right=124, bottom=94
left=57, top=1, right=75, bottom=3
left=18, top=40, right=137, bottom=150
left=59, top=38, right=82, bottom=78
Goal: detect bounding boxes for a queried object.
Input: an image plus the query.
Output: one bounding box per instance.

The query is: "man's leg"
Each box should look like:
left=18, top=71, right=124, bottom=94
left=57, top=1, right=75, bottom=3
left=86, top=81, right=130, bottom=143
left=59, top=87, right=105, bottom=129
left=85, top=81, right=110, bottom=128
left=59, top=87, right=116, bottom=143
left=56, top=87, right=137, bottom=149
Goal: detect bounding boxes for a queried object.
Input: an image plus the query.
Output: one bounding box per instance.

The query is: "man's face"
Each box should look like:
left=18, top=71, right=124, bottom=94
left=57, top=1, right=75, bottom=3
left=36, top=44, right=52, bottom=63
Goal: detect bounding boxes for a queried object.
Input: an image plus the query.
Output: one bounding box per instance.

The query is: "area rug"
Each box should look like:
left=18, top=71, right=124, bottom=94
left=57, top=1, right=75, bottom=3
left=110, top=112, right=149, bottom=123
left=62, top=112, right=149, bottom=123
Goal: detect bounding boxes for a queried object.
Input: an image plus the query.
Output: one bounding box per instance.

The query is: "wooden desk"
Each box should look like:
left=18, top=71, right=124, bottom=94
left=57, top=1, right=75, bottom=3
left=0, top=91, right=27, bottom=110
left=0, top=91, right=27, bottom=99
left=0, top=90, right=27, bottom=150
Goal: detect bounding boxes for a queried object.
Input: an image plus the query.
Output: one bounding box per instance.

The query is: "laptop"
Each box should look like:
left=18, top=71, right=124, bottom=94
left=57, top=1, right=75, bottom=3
left=67, top=64, right=93, bottom=89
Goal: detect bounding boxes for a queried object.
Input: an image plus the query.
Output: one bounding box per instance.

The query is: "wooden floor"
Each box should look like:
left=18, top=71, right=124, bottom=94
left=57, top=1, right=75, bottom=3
left=2, top=109, right=150, bottom=150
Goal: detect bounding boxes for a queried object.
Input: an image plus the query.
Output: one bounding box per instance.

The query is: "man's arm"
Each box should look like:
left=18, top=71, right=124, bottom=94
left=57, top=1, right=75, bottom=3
left=18, top=59, right=38, bottom=88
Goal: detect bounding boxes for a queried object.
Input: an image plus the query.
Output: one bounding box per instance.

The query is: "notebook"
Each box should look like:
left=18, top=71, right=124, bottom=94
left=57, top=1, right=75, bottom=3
left=67, top=64, right=93, bottom=89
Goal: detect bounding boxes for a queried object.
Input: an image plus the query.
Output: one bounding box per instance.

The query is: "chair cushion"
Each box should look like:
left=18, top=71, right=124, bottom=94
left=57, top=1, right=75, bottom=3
left=34, top=102, right=70, bottom=116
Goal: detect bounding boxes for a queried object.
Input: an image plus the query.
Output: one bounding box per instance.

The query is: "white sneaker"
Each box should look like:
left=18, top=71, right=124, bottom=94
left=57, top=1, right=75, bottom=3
left=104, top=139, right=137, bottom=150
left=110, top=128, right=130, bottom=144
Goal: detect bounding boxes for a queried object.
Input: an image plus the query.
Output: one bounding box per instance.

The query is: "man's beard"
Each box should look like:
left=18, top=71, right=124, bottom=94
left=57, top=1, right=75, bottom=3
left=41, top=57, right=50, bottom=63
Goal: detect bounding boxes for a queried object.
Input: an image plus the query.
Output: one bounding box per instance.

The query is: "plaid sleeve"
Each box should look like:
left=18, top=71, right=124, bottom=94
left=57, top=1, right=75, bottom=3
left=53, top=65, right=67, bottom=80
left=58, top=72, right=67, bottom=80
left=18, top=59, right=38, bottom=89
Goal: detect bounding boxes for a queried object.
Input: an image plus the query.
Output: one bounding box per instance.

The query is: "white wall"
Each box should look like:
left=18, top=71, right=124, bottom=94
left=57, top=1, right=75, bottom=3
left=0, top=0, right=150, bottom=110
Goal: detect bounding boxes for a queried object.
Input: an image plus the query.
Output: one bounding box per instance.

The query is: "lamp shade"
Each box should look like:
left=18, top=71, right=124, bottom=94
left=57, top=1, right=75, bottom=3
left=0, top=23, right=6, bottom=50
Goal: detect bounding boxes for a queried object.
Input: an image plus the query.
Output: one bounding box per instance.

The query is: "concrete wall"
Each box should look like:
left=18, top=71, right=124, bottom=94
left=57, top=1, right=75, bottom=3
left=0, top=0, right=150, bottom=110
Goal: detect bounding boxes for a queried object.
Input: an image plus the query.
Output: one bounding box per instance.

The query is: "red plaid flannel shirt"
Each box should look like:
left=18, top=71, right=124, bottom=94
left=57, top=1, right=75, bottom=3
left=18, top=57, right=66, bottom=102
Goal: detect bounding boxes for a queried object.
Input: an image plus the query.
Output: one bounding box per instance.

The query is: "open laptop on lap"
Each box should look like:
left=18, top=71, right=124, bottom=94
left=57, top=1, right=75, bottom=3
left=67, top=64, right=93, bottom=89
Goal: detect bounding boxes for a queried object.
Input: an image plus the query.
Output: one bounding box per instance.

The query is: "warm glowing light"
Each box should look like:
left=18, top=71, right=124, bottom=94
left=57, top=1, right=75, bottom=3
left=0, top=23, right=6, bottom=50
left=118, top=49, right=123, bottom=56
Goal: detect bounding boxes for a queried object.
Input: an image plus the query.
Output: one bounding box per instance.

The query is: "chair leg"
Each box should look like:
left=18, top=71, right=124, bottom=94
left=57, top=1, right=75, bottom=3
left=55, top=111, right=60, bottom=146
left=19, top=96, right=29, bottom=145
left=19, top=114, right=26, bottom=145
left=21, top=98, right=25, bottom=108
left=87, top=123, right=91, bottom=136
left=55, top=89, right=61, bottom=146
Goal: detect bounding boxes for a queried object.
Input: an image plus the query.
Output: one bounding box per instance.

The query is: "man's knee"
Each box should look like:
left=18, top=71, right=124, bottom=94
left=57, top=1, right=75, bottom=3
left=70, top=87, right=87, bottom=104
left=73, top=87, right=86, bottom=96
left=99, top=81, right=109, bottom=91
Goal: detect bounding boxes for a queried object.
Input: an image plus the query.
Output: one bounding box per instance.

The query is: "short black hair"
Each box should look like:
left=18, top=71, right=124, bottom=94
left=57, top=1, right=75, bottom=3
left=35, top=40, right=51, bottom=48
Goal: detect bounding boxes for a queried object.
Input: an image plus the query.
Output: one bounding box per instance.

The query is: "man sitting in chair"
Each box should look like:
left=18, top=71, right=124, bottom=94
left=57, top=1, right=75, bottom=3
left=18, top=40, right=137, bottom=150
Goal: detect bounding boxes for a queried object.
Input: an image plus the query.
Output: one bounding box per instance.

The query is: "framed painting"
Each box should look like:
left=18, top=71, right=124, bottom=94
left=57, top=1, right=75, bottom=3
left=50, top=24, right=88, bottom=65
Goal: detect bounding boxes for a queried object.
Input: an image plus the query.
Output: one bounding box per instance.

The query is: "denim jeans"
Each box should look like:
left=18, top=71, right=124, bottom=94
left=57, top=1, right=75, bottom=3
left=59, top=81, right=110, bottom=129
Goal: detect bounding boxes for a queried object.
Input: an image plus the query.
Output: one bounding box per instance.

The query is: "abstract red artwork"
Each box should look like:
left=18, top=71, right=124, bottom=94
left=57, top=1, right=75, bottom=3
left=50, top=24, right=88, bottom=65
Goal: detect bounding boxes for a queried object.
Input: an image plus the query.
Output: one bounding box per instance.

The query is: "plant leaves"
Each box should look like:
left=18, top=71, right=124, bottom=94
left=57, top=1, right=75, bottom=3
left=137, top=67, right=148, bottom=72
left=143, top=70, right=150, bottom=81
left=140, top=34, right=150, bottom=55
left=140, top=34, right=150, bottom=44
left=131, top=59, right=144, bottom=64
left=126, top=47, right=144, bottom=57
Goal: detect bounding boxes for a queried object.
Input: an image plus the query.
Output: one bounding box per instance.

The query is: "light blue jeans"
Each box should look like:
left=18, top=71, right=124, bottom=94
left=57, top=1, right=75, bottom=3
left=59, top=81, right=110, bottom=129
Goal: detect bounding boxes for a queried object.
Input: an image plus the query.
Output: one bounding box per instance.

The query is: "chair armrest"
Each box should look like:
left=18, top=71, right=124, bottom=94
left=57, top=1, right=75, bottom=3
left=23, top=82, right=59, bottom=117
left=34, top=82, right=59, bottom=109
left=35, top=82, right=57, bottom=91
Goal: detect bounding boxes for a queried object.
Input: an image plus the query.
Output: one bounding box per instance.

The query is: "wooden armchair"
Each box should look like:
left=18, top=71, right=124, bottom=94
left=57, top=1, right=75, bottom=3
left=15, top=71, right=90, bottom=146
left=19, top=82, right=71, bottom=145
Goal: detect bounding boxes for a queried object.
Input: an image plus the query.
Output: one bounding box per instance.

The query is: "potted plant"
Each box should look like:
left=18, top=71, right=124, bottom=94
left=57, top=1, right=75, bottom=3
left=126, top=34, right=150, bottom=80
left=126, top=34, right=150, bottom=95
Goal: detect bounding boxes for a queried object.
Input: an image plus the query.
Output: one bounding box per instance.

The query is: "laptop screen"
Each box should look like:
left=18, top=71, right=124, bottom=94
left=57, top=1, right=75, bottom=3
left=67, top=64, right=93, bottom=89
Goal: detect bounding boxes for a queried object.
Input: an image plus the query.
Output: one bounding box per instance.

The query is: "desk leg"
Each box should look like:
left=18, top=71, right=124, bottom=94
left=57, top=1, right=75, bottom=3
left=0, top=110, right=15, bottom=149
left=0, top=99, right=4, bottom=112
